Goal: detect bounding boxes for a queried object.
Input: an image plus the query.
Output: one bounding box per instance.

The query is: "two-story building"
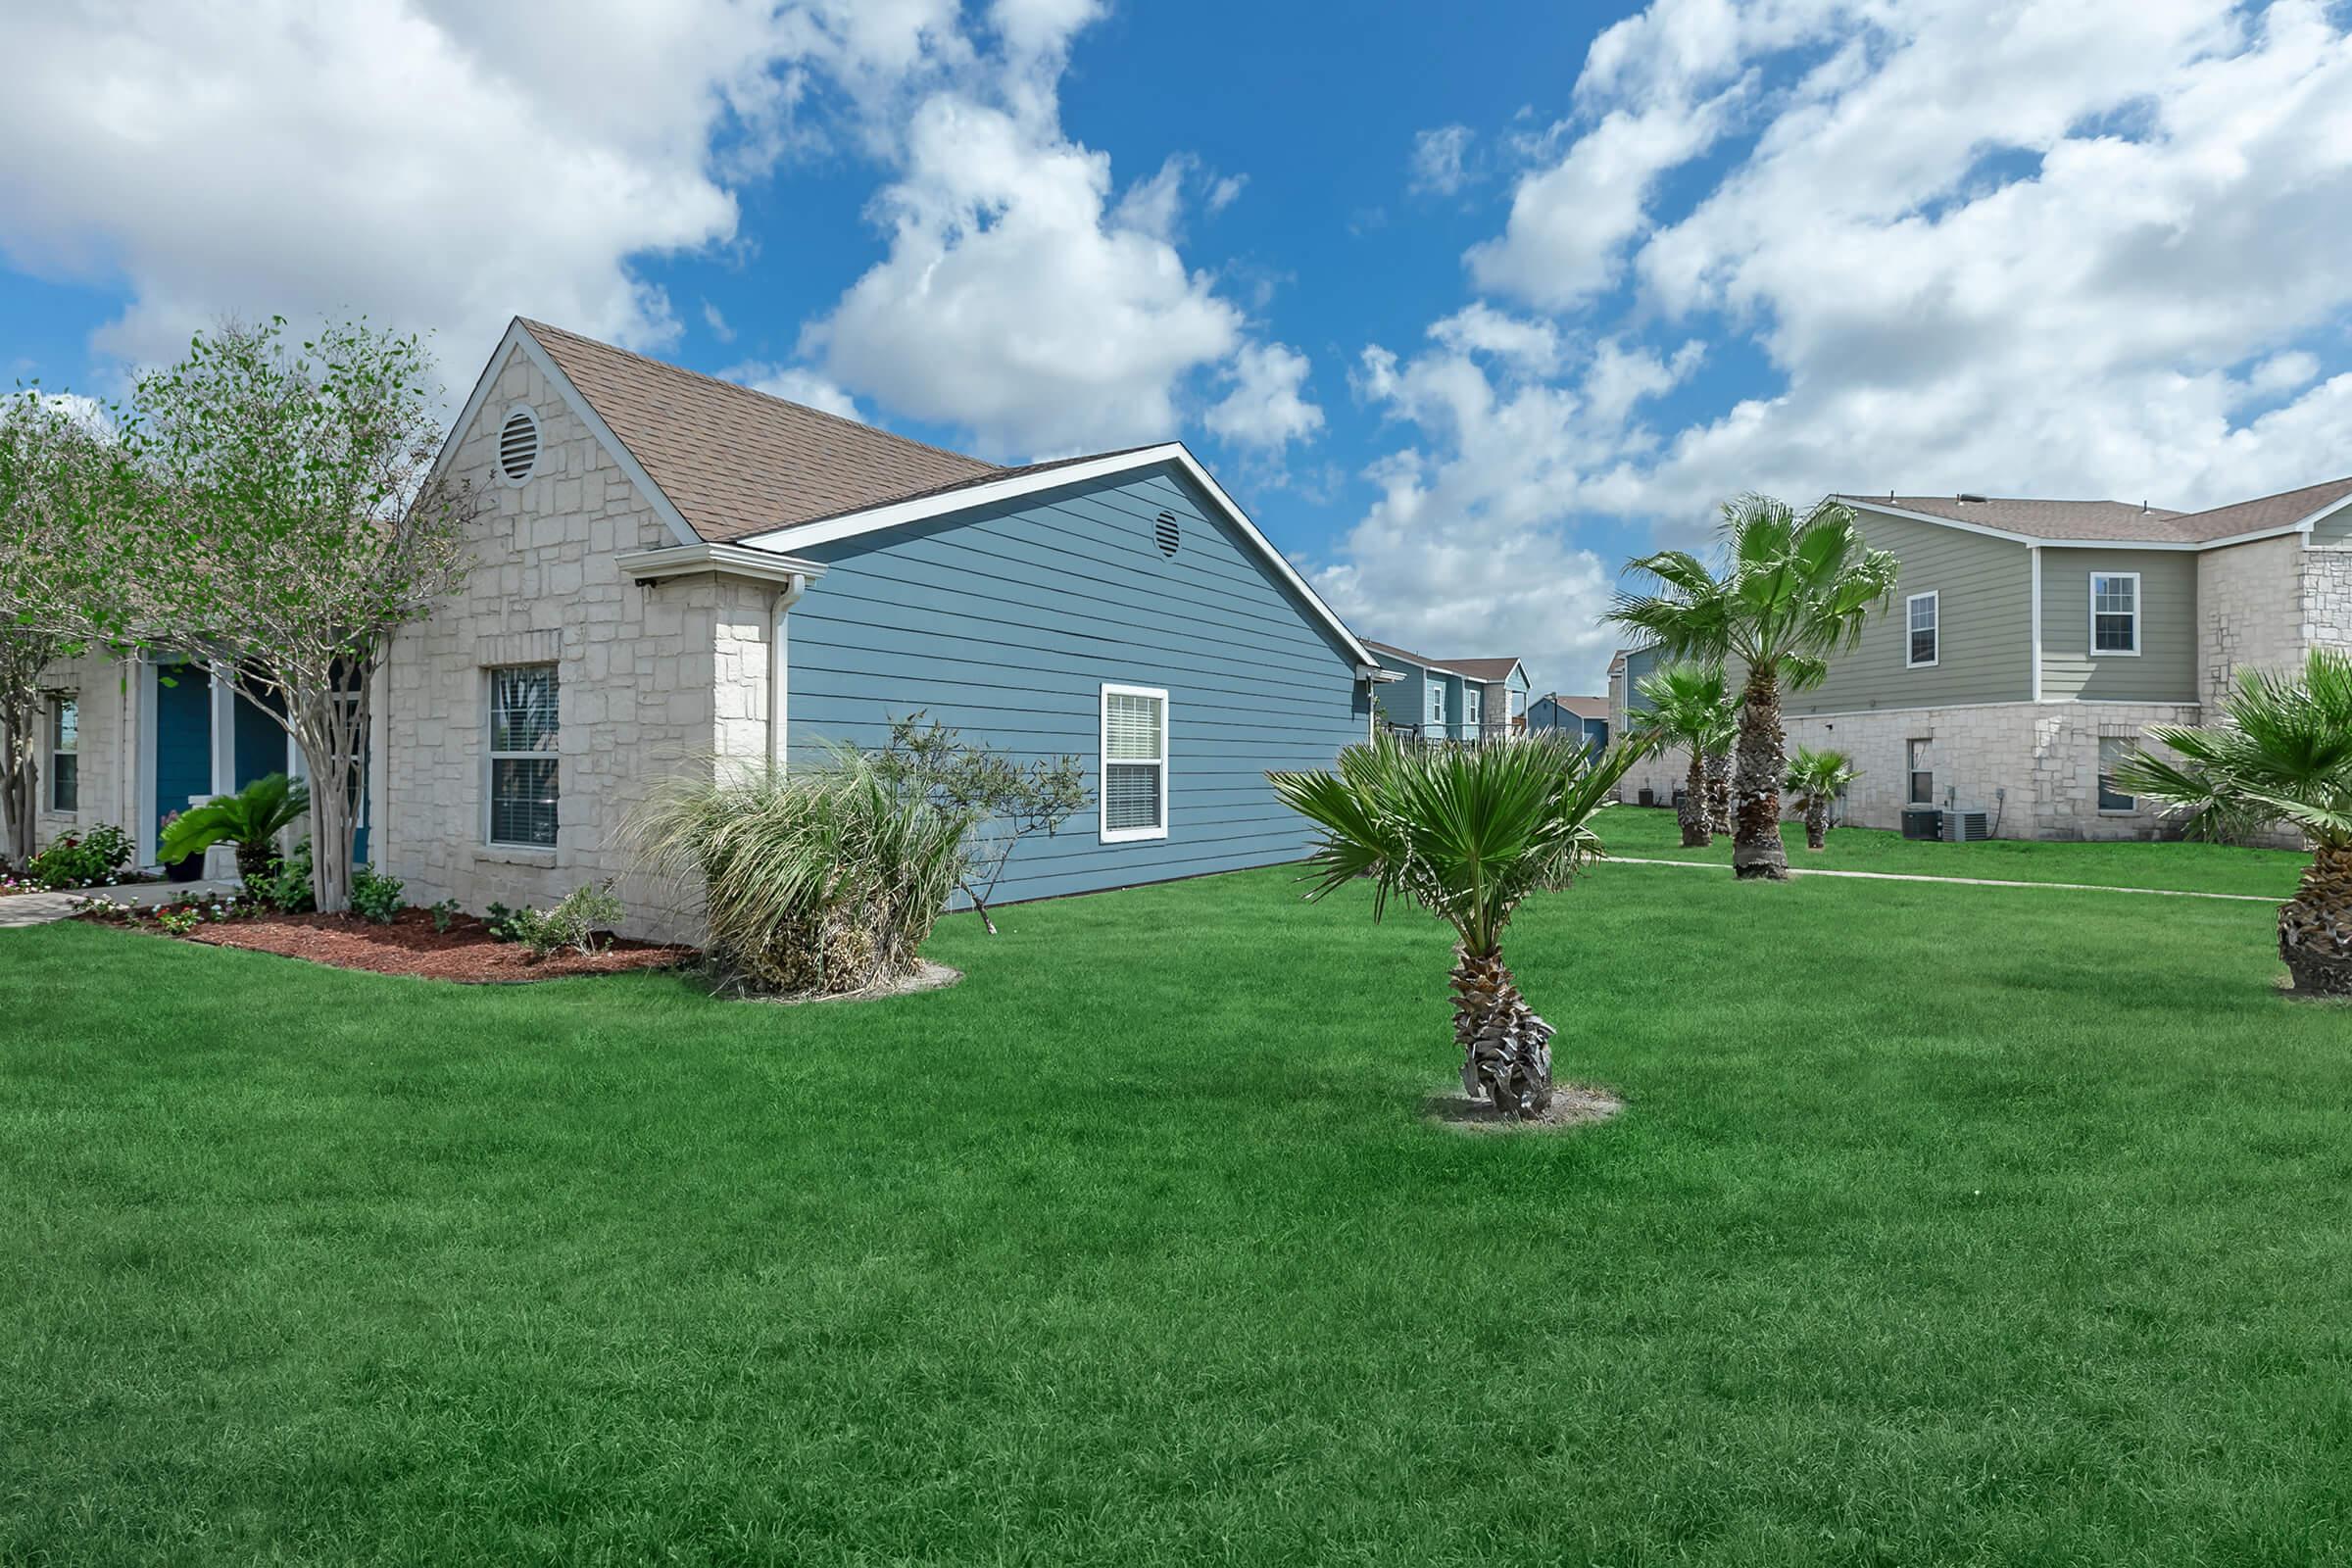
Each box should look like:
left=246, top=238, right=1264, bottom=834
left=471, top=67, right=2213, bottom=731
left=1611, top=478, right=2352, bottom=839
left=1363, top=641, right=1532, bottom=742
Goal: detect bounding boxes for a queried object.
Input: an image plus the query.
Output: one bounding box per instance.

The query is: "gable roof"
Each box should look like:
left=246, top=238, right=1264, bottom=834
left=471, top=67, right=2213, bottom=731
left=518, top=319, right=999, bottom=544
left=1363, top=639, right=1525, bottom=683
left=1539, top=693, right=1611, bottom=721
left=1839, top=475, right=2352, bottom=548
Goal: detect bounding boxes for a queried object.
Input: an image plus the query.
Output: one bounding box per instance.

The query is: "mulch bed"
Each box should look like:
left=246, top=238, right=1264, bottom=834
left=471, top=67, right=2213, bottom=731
left=130, top=906, right=695, bottom=984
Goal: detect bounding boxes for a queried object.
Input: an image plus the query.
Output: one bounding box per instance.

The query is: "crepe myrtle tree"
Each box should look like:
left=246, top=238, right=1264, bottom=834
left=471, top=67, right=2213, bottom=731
left=125, top=319, right=474, bottom=913
left=868, top=710, right=1090, bottom=935
left=0, top=390, right=139, bottom=866
left=1612, top=495, right=1898, bottom=880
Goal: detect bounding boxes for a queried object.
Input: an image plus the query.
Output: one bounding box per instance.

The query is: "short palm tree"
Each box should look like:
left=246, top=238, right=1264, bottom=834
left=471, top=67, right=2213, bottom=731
left=1703, top=743, right=1733, bottom=836
left=1630, top=661, right=1735, bottom=848
left=1612, top=494, right=1899, bottom=880
left=1269, top=731, right=1642, bottom=1116
left=157, top=771, right=309, bottom=885
left=1783, top=746, right=1858, bottom=851
left=2114, top=649, right=2352, bottom=996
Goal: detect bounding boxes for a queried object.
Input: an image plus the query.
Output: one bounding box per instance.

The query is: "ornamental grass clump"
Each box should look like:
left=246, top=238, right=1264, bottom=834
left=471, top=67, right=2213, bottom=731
left=630, top=749, right=970, bottom=997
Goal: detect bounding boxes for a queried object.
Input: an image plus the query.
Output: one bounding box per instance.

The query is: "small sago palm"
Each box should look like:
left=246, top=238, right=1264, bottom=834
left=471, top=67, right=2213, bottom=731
left=1783, top=746, right=1858, bottom=851
left=156, top=771, right=310, bottom=885
left=2115, top=649, right=2352, bottom=997
left=1612, top=494, right=1898, bottom=880
left=1269, top=731, right=1642, bottom=1116
left=1631, top=661, right=1736, bottom=848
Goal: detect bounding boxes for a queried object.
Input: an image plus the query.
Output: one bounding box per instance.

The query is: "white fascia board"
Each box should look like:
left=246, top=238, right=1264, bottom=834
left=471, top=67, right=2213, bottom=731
left=2287, top=490, right=2352, bottom=544
left=1355, top=664, right=1405, bottom=683
left=613, top=542, right=826, bottom=590
left=430, top=319, right=701, bottom=550
left=734, top=441, right=1380, bottom=668
left=1844, top=497, right=2303, bottom=553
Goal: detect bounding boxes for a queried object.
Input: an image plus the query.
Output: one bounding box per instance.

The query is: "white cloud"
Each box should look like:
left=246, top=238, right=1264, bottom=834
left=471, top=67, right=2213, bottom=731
left=1205, top=173, right=1249, bottom=214
left=1204, top=342, right=1323, bottom=451
left=1323, top=0, right=2352, bottom=692
left=1408, top=124, right=1477, bottom=196
left=702, top=300, right=737, bottom=343
left=723, top=362, right=864, bottom=420
left=0, top=0, right=968, bottom=370
left=1428, top=303, right=1564, bottom=376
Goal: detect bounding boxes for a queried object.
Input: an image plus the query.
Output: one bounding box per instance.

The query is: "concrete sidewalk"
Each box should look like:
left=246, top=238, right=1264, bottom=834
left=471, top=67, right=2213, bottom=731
left=1610, top=856, right=2281, bottom=904
left=0, top=878, right=245, bottom=929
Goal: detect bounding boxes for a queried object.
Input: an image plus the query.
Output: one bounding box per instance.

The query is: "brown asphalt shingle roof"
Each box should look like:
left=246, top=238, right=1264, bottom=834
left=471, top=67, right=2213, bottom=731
left=1542, top=694, right=1611, bottom=721
left=1843, top=477, right=2352, bottom=545
left=521, top=318, right=1000, bottom=544
left=1362, top=639, right=1523, bottom=682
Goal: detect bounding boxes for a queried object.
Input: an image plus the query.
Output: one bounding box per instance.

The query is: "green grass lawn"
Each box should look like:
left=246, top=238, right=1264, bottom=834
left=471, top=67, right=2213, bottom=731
left=5, top=852, right=2350, bottom=1564
left=1599, top=802, right=2311, bottom=897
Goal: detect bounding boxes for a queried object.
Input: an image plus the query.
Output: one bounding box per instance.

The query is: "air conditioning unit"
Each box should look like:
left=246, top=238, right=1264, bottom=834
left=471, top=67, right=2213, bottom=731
left=1941, top=808, right=1992, bottom=843
left=1900, top=806, right=1942, bottom=841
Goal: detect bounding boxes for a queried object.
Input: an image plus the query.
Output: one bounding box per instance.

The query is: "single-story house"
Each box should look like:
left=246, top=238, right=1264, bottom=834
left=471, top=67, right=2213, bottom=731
left=1362, top=640, right=1531, bottom=741
left=29, top=318, right=1391, bottom=935
left=1527, top=693, right=1609, bottom=753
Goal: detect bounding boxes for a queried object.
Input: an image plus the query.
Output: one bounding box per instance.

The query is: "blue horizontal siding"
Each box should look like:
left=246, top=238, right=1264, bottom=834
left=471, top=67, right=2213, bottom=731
left=788, top=463, right=1368, bottom=905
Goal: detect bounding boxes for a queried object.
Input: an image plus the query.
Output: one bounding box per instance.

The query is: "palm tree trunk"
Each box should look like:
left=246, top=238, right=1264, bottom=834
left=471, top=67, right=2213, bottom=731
left=1450, top=946, right=1554, bottom=1116
left=1704, top=747, right=1733, bottom=835
left=1733, top=665, right=1788, bottom=881
left=2280, top=844, right=2352, bottom=996
left=1804, top=800, right=1828, bottom=851
left=1679, top=749, right=1709, bottom=847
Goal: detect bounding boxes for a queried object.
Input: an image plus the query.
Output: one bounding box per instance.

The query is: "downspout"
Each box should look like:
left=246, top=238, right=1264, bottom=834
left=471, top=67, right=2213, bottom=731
left=768, top=571, right=809, bottom=773
left=2029, top=546, right=2043, bottom=702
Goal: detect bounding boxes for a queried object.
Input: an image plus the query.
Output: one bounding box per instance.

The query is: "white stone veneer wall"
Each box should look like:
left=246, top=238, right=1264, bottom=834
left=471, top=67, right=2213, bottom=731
left=382, top=347, right=772, bottom=941
left=24, top=649, right=139, bottom=856
left=2198, top=534, right=2306, bottom=709
left=2306, top=549, right=2352, bottom=653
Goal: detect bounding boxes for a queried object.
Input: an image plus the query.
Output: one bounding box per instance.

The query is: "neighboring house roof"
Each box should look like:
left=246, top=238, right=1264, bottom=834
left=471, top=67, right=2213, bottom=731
left=520, top=318, right=998, bottom=544
left=1839, top=475, right=2352, bottom=548
left=1363, top=640, right=1525, bottom=683
left=443, top=318, right=1379, bottom=670
left=1539, top=694, right=1611, bottom=721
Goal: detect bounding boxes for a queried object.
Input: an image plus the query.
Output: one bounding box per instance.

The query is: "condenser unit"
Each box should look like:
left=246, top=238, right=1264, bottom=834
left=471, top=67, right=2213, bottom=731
left=1940, top=808, right=1992, bottom=843
left=1900, top=806, right=1942, bottom=841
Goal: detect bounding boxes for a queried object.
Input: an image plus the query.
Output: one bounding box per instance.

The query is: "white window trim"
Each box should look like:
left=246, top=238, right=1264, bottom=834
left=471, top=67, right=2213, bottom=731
left=1905, top=590, right=1940, bottom=669
left=495, top=402, right=543, bottom=489
left=47, top=692, right=77, bottom=814
left=483, top=663, right=560, bottom=849
left=1425, top=681, right=1446, bottom=725
left=1098, top=682, right=1170, bottom=844
left=1465, top=686, right=1483, bottom=725
left=2088, top=570, right=2141, bottom=657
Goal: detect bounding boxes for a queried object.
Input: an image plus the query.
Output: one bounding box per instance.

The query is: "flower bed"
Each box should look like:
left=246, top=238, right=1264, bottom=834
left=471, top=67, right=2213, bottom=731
left=81, top=900, right=694, bottom=983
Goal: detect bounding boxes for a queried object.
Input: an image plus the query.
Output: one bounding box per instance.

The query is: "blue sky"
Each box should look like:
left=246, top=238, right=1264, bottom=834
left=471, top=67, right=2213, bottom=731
left=7, top=0, right=2352, bottom=693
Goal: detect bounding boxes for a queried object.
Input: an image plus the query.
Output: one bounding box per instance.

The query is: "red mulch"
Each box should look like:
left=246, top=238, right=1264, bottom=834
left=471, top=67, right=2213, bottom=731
left=154, top=906, right=694, bottom=983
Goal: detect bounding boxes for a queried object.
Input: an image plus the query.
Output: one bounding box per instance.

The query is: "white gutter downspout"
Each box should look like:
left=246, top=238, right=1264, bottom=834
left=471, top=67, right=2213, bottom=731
left=2029, top=546, right=2044, bottom=702
left=767, top=571, right=809, bottom=772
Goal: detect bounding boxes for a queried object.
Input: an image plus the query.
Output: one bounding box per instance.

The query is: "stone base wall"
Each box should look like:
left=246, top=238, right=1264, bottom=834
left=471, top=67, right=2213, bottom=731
left=382, top=346, right=771, bottom=942
left=2306, top=550, right=2352, bottom=652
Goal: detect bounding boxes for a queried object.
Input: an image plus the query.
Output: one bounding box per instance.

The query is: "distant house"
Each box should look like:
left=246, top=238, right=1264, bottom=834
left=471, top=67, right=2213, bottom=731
left=1362, top=641, right=1532, bottom=741
left=1528, top=693, right=1609, bottom=753
left=1610, top=479, right=2352, bottom=839
left=29, top=318, right=1393, bottom=934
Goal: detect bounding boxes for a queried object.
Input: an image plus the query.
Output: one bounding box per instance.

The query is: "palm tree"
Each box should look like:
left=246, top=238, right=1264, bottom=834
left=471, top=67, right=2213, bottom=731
left=157, top=771, right=310, bottom=886
left=1703, top=744, right=1733, bottom=836
left=1630, top=661, right=1735, bottom=848
left=1612, top=495, right=1899, bottom=880
left=1269, top=731, right=1642, bottom=1117
left=2114, top=650, right=2352, bottom=997
left=1784, top=746, right=1858, bottom=851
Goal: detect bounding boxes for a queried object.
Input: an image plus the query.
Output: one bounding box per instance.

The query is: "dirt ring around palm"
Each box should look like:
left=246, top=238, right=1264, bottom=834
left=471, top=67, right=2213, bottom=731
left=1421, top=1082, right=1626, bottom=1134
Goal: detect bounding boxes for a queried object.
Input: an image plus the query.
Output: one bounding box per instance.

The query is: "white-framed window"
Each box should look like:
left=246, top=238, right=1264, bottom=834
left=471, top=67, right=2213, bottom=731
left=485, top=663, right=560, bottom=847
left=2097, top=736, right=2136, bottom=812
left=1906, top=590, right=1939, bottom=668
left=1425, top=681, right=1446, bottom=725
left=1465, top=685, right=1483, bottom=727
left=48, top=694, right=77, bottom=813
left=1100, top=683, right=1168, bottom=843
left=1907, top=738, right=1935, bottom=806
left=1508, top=689, right=1525, bottom=719
left=2090, top=571, right=2139, bottom=655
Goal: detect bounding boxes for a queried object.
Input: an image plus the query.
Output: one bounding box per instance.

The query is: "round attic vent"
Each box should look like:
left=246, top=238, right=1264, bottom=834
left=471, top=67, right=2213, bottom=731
left=1153, top=511, right=1181, bottom=557
left=497, top=405, right=542, bottom=485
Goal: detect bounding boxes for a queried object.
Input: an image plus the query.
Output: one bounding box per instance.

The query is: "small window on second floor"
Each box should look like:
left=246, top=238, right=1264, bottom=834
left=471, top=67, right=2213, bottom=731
left=1426, top=683, right=1445, bottom=725
left=2091, top=572, right=2139, bottom=655
left=1465, top=686, right=1482, bottom=726
left=1906, top=591, right=1938, bottom=668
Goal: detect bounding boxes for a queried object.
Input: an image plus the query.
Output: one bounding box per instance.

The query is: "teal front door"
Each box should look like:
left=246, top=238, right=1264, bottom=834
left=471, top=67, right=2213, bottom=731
left=154, top=663, right=213, bottom=849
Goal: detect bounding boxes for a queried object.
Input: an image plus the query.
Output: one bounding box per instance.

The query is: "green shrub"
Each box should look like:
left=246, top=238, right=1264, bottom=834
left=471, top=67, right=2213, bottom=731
left=254, top=839, right=316, bottom=913
left=155, top=907, right=201, bottom=936
left=427, top=899, right=463, bottom=934
left=156, top=773, right=310, bottom=886
left=629, top=749, right=968, bottom=996
left=483, top=903, right=529, bottom=943
left=348, top=863, right=404, bottom=925
left=27, top=824, right=135, bottom=890
left=498, top=883, right=624, bottom=959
